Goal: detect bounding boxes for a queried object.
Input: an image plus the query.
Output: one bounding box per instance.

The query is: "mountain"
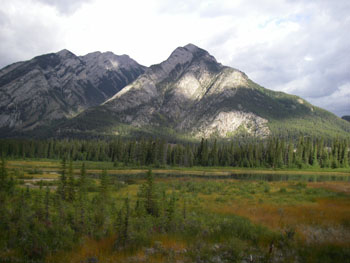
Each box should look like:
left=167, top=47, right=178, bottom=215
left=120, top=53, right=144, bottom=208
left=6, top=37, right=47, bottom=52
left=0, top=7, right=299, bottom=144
left=342, top=116, right=350, bottom=122
left=0, top=49, right=146, bottom=133
left=58, top=44, right=350, bottom=140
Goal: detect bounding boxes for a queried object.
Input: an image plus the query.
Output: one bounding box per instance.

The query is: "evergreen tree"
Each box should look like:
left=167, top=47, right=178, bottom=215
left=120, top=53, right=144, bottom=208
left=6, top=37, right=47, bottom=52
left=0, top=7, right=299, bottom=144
left=201, top=139, right=209, bottom=166
left=79, top=163, right=87, bottom=197
left=44, top=186, right=50, bottom=223
left=275, top=139, right=284, bottom=168
left=209, top=139, right=219, bottom=166
left=0, top=156, right=8, bottom=193
left=295, top=136, right=304, bottom=168
left=320, top=145, right=330, bottom=168
left=123, top=197, right=130, bottom=246
left=58, top=157, right=67, bottom=200
left=116, top=197, right=130, bottom=247
left=33, top=187, right=45, bottom=222
left=287, top=140, right=294, bottom=168
left=144, top=169, right=158, bottom=216
left=166, top=191, right=176, bottom=230
left=341, top=140, right=349, bottom=168
left=67, top=159, right=75, bottom=202
left=197, top=138, right=204, bottom=165
left=183, top=197, right=187, bottom=219
left=331, top=143, right=339, bottom=168
left=0, top=156, right=14, bottom=200
left=78, top=163, right=87, bottom=232
left=100, top=169, right=109, bottom=201
left=312, top=144, right=319, bottom=167
left=115, top=209, right=123, bottom=240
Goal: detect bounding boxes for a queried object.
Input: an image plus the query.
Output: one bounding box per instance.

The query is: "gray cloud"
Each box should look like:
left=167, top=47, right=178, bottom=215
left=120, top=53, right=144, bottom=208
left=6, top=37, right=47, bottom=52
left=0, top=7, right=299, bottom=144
left=308, top=83, right=350, bottom=116
left=0, top=5, right=64, bottom=68
left=35, top=0, right=92, bottom=15
left=201, top=0, right=350, bottom=116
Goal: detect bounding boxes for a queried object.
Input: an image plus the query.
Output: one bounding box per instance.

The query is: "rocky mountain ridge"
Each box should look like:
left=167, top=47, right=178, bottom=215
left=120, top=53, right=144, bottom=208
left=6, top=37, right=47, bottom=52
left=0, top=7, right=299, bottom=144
left=61, top=44, right=350, bottom=139
left=0, top=49, right=146, bottom=131
left=1, top=44, right=349, bottom=140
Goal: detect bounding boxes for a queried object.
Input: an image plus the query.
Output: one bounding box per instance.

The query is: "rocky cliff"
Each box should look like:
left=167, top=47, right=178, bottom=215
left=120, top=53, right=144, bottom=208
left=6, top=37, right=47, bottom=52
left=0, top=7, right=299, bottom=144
left=1, top=44, right=349, bottom=140
left=0, top=49, right=146, bottom=131
left=62, top=44, right=350, bottom=139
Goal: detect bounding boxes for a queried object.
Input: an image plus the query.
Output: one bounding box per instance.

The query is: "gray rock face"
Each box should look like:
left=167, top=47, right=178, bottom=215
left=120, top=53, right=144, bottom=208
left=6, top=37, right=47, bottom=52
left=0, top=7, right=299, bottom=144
left=0, top=49, right=146, bottom=130
left=79, top=44, right=271, bottom=138
left=3, top=44, right=348, bottom=139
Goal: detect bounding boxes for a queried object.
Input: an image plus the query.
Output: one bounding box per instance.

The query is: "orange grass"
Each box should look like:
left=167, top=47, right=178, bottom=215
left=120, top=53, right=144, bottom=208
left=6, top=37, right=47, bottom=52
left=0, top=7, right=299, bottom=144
left=310, top=181, right=350, bottom=194
left=209, top=197, right=350, bottom=246
left=210, top=198, right=350, bottom=227
left=7, top=160, right=58, bottom=167
left=47, top=234, right=188, bottom=263
left=46, top=235, right=144, bottom=263
left=151, top=234, right=187, bottom=251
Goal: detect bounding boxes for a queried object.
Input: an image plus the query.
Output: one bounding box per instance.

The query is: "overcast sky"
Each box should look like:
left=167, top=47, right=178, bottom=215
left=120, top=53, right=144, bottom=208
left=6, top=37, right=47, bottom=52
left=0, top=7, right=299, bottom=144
left=0, top=0, right=349, bottom=116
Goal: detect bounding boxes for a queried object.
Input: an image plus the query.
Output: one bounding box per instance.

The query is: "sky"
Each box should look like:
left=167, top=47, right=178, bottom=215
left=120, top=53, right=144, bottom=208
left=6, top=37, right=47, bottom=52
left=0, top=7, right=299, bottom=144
left=0, top=0, right=349, bottom=117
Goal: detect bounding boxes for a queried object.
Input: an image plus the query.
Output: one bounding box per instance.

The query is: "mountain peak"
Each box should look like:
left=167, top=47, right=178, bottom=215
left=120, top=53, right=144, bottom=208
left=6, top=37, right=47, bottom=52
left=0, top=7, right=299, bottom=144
left=56, top=49, right=75, bottom=58
left=171, top=43, right=207, bottom=57
left=155, top=44, right=218, bottom=75
left=0, top=48, right=146, bottom=131
left=69, top=41, right=350, bottom=140
left=81, top=51, right=145, bottom=72
left=183, top=43, right=201, bottom=52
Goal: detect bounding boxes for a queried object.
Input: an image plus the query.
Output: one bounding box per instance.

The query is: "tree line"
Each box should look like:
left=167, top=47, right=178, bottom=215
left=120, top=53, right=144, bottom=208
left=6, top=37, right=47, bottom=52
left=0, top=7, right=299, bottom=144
left=0, top=136, right=349, bottom=168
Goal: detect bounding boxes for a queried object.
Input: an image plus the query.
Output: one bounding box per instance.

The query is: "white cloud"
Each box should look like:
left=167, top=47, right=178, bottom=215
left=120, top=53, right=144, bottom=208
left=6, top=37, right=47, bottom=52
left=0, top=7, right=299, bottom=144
left=304, top=56, right=313, bottom=61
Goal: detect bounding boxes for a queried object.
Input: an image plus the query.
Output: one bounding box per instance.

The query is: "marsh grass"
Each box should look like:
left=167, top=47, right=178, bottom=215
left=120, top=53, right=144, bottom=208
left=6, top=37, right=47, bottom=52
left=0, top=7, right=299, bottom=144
left=3, top=159, right=350, bottom=262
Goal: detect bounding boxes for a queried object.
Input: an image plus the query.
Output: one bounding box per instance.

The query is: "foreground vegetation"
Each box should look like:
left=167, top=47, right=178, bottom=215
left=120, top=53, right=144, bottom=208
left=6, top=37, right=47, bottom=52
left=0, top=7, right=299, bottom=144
left=0, top=157, right=350, bottom=262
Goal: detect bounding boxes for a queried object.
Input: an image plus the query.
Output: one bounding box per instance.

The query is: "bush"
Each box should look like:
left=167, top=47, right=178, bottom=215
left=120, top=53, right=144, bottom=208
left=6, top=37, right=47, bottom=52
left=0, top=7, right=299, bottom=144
left=279, top=187, right=287, bottom=193
left=27, top=168, right=43, bottom=175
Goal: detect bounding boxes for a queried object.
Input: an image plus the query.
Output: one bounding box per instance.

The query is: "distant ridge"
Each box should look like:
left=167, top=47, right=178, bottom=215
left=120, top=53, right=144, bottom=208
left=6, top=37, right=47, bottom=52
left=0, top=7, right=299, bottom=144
left=57, top=44, right=350, bottom=140
left=342, top=116, right=350, bottom=122
left=0, top=44, right=349, bottom=140
left=0, top=49, right=146, bottom=131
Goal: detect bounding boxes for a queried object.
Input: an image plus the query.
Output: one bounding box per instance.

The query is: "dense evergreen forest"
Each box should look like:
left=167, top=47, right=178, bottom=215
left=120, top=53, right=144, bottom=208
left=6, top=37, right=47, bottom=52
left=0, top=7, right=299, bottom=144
left=0, top=136, right=349, bottom=168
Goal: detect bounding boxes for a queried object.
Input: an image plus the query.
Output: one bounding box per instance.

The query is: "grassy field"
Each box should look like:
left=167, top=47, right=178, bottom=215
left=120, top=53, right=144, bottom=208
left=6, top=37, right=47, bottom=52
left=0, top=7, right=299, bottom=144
left=2, top=159, right=350, bottom=262
left=7, top=159, right=350, bottom=175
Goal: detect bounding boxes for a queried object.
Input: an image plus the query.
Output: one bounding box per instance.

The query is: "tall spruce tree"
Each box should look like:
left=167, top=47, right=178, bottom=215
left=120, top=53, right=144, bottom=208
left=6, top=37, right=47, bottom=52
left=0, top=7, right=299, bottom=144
left=287, top=140, right=294, bottom=168
left=341, top=140, right=349, bottom=168
left=116, top=197, right=130, bottom=247
left=312, top=144, right=319, bottom=167
left=144, top=169, right=158, bottom=216
left=44, top=186, right=50, bottom=223
left=0, top=156, right=8, bottom=194
left=201, top=139, right=209, bottom=166
left=67, top=159, right=75, bottom=202
left=100, top=169, right=109, bottom=201
left=210, top=139, right=219, bottom=166
left=78, top=163, right=87, bottom=232
left=58, top=157, right=67, bottom=200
